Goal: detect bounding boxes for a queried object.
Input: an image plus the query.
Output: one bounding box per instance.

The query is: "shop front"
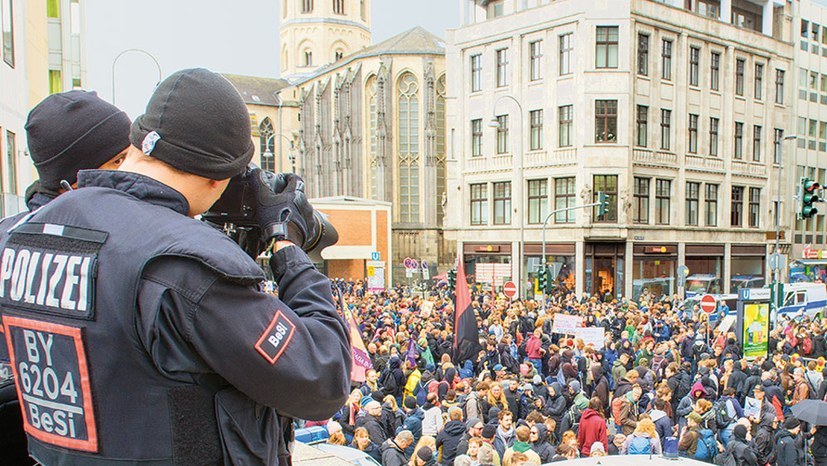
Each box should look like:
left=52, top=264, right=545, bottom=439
left=790, top=246, right=827, bottom=282
left=685, top=244, right=724, bottom=296
left=730, top=245, right=767, bottom=292
left=462, top=243, right=512, bottom=291
left=632, top=244, right=677, bottom=301
left=585, top=242, right=625, bottom=301
left=524, top=243, right=576, bottom=298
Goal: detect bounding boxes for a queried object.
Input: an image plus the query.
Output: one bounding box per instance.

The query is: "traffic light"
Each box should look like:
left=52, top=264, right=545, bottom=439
left=448, top=268, right=457, bottom=290
left=544, top=266, right=555, bottom=294
left=800, top=178, right=821, bottom=219
left=597, top=191, right=609, bottom=219
left=537, top=267, right=548, bottom=292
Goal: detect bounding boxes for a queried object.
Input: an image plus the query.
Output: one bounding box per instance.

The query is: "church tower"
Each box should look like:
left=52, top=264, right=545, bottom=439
left=280, top=0, right=372, bottom=80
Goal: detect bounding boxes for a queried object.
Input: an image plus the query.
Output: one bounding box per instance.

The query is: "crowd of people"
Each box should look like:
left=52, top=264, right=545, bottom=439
left=316, top=280, right=827, bottom=466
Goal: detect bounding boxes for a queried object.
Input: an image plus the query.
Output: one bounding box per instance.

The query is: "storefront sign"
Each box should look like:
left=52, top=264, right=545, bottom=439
left=474, top=245, right=501, bottom=252
left=743, top=303, right=769, bottom=360
left=574, top=327, right=605, bottom=348
left=803, top=246, right=824, bottom=260
left=645, top=246, right=670, bottom=254
left=552, top=314, right=583, bottom=334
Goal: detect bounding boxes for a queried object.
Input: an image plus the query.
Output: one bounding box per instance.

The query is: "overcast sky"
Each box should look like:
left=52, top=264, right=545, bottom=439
left=85, top=0, right=460, bottom=119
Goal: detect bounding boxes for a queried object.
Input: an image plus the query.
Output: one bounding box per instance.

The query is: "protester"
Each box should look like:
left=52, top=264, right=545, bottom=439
left=381, top=430, right=414, bottom=466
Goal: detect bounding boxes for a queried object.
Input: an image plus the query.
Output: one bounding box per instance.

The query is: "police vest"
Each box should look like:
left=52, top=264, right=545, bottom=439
left=0, top=186, right=264, bottom=465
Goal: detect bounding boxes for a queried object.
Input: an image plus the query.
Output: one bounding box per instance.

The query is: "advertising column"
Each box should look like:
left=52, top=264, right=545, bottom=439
left=736, top=288, right=771, bottom=360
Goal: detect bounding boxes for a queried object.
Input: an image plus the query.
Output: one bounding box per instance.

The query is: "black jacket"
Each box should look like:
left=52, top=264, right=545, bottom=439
left=435, top=420, right=466, bottom=465
left=530, top=424, right=556, bottom=463
left=724, top=437, right=758, bottom=465
left=380, top=439, right=408, bottom=466
left=813, top=426, right=827, bottom=460
left=775, top=429, right=804, bottom=466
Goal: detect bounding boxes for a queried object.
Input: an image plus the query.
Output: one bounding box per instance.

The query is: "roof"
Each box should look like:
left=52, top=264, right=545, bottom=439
left=222, top=74, right=292, bottom=106
left=297, top=26, right=445, bottom=83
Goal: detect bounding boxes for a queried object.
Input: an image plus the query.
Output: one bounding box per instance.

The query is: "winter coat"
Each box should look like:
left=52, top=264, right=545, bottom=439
left=422, top=403, right=444, bottom=437
left=351, top=438, right=382, bottom=463
left=402, top=408, right=424, bottom=441
left=435, top=419, right=466, bottom=466
left=726, top=366, right=748, bottom=399
left=592, top=366, right=610, bottom=411
left=530, top=423, right=556, bottom=463
left=380, top=438, right=408, bottom=466
left=650, top=409, right=673, bottom=446
left=753, top=411, right=776, bottom=465
left=616, top=394, right=639, bottom=435
left=612, top=360, right=628, bottom=385
left=577, top=408, right=608, bottom=456
left=545, top=382, right=567, bottom=422
left=614, top=377, right=633, bottom=399
left=621, top=432, right=662, bottom=455
left=812, top=426, right=827, bottom=460
left=356, top=413, right=386, bottom=446
left=493, top=426, right=516, bottom=459
left=722, top=436, right=758, bottom=465
left=504, top=387, right=520, bottom=417
left=775, top=429, right=804, bottom=466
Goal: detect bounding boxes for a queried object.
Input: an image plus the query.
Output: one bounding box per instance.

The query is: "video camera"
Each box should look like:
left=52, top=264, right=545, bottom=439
left=202, top=166, right=338, bottom=262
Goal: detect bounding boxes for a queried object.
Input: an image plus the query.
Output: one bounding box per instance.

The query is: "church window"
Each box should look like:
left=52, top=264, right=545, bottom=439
left=436, top=75, right=447, bottom=223
left=397, top=73, right=420, bottom=223
left=333, top=0, right=345, bottom=15
left=302, top=0, right=313, bottom=13
left=259, top=118, right=275, bottom=172
left=367, top=76, right=378, bottom=200
left=335, top=49, right=344, bottom=61
left=304, top=50, right=313, bottom=67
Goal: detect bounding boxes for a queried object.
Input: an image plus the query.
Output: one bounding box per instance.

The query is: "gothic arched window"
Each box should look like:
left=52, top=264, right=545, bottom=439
left=397, top=72, right=420, bottom=223
left=302, top=0, right=313, bottom=13
left=333, top=0, right=345, bottom=15
left=304, top=50, right=313, bottom=67
left=436, top=74, right=447, bottom=219
left=366, top=75, right=378, bottom=200
left=259, top=118, right=275, bottom=172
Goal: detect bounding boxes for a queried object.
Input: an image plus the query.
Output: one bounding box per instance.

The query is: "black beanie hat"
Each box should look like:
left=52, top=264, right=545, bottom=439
left=129, top=68, right=254, bottom=180
left=733, top=424, right=747, bottom=440
left=416, top=446, right=432, bottom=461
left=404, top=396, right=417, bottom=410
left=784, top=417, right=801, bottom=430
left=25, top=90, right=131, bottom=190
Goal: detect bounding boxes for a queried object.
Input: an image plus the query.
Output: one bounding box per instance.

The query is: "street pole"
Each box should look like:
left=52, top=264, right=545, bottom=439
left=773, top=134, right=796, bottom=327
left=490, top=95, right=524, bottom=297
left=540, top=201, right=601, bottom=314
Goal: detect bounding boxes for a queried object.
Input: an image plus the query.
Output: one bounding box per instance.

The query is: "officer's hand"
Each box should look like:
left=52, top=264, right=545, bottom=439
left=252, top=169, right=315, bottom=247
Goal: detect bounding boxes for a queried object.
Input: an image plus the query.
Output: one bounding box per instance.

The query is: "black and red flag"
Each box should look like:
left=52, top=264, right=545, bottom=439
left=453, top=254, right=482, bottom=364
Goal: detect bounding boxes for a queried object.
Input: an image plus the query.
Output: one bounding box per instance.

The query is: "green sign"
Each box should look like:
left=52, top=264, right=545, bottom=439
left=743, top=303, right=769, bottom=359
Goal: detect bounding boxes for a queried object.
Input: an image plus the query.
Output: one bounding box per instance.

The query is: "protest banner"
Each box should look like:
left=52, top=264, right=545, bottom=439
left=552, top=314, right=583, bottom=334
left=574, top=327, right=605, bottom=348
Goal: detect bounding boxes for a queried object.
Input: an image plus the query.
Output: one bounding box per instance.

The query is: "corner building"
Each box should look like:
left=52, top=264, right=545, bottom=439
left=446, top=0, right=793, bottom=300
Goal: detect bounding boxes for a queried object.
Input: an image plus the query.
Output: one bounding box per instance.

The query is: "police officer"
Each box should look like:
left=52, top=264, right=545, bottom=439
left=0, top=90, right=131, bottom=465
left=0, top=69, right=351, bottom=465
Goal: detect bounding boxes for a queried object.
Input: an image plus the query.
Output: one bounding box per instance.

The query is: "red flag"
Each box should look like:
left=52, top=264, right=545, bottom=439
left=453, top=253, right=482, bottom=364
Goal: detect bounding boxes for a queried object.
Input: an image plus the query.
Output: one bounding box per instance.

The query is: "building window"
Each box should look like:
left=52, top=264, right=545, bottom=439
left=304, top=50, right=313, bottom=67
left=710, top=52, right=720, bottom=91
left=595, top=26, right=618, bottom=69
left=773, top=128, right=783, bottom=164
left=367, top=76, right=378, bottom=199
left=528, top=179, right=548, bottom=225
left=775, top=69, right=785, bottom=104
left=302, top=0, right=313, bottom=13
left=661, top=39, right=672, bottom=80
left=471, top=119, right=483, bottom=157
left=593, top=175, right=618, bottom=222
left=633, top=177, right=650, bottom=224
left=731, top=186, right=744, bottom=227
left=496, top=115, right=509, bottom=154
left=636, top=105, right=648, bottom=147
left=660, top=109, right=671, bottom=150
left=803, top=19, right=811, bottom=38
left=559, top=33, right=573, bottom=76
left=48, top=70, right=62, bottom=94
left=754, top=63, right=764, bottom=100
left=397, top=73, right=420, bottom=223
left=470, top=183, right=488, bottom=225
left=496, top=49, right=509, bottom=87
left=4, top=130, right=15, bottom=194
left=710, top=117, right=719, bottom=156
left=686, top=182, right=700, bottom=226
left=529, top=40, right=543, bottom=81
left=555, top=177, right=576, bottom=223
left=689, top=46, right=700, bottom=86
left=259, top=118, right=275, bottom=172
left=595, top=100, right=617, bottom=143
left=488, top=0, right=504, bottom=18
left=2, top=0, right=13, bottom=67
left=493, top=182, right=511, bottom=225
left=558, top=105, right=573, bottom=147
left=705, top=183, right=718, bottom=226
left=530, top=109, right=543, bottom=150
left=655, top=179, right=671, bottom=224
left=752, top=125, right=762, bottom=162
left=333, top=0, right=345, bottom=14
left=734, top=122, right=744, bottom=159
left=361, top=0, right=366, bottom=20
left=47, top=0, right=59, bottom=17
left=749, top=187, right=761, bottom=228
left=470, top=54, right=482, bottom=92
left=637, top=33, right=649, bottom=76
left=735, top=58, right=745, bottom=96
left=688, top=114, right=698, bottom=154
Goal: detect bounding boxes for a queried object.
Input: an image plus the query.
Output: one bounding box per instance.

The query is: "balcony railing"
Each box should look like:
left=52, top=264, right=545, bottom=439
left=633, top=149, right=677, bottom=167
left=685, top=155, right=724, bottom=171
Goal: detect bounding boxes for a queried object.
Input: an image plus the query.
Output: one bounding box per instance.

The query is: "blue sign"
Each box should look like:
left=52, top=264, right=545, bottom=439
left=421, top=260, right=428, bottom=270
left=371, top=251, right=381, bottom=261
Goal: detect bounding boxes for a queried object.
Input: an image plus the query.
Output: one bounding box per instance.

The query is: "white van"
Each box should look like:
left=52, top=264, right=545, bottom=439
left=776, top=282, right=827, bottom=321
left=685, top=274, right=722, bottom=297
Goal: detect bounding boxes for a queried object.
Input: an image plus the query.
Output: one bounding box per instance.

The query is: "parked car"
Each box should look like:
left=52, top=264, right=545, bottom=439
left=685, top=274, right=722, bottom=297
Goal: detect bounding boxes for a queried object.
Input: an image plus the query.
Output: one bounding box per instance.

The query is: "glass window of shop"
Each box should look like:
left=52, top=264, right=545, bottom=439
left=731, top=246, right=766, bottom=291
left=526, top=255, right=576, bottom=295
left=685, top=248, right=724, bottom=295
left=632, top=247, right=677, bottom=302
left=465, top=254, right=511, bottom=292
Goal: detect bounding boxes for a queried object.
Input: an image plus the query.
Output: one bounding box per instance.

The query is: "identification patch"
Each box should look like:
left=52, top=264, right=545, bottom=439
left=3, top=316, right=98, bottom=452
left=255, top=311, right=296, bottom=365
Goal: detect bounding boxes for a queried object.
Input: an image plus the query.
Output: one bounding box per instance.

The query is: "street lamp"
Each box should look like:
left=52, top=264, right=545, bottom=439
left=490, top=95, right=525, bottom=296
left=775, top=134, right=797, bottom=284
left=111, top=48, right=162, bottom=105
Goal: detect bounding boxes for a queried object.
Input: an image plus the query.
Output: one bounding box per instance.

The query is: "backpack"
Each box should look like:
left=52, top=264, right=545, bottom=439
left=714, top=450, right=737, bottom=466
left=381, top=369, right=398, bottom=396
left=805, top=374, right=821, bottom=400
left=714, top=399, right=735, bottom=429
left=415, top=379, right=439, bottom=406
left=628, top=435, right=652, bottom=455
left=611, top=397, right=626, bottom=424
left=562, top=404, right=582, bottom=434
left=694, top=428, right=717, bottom=462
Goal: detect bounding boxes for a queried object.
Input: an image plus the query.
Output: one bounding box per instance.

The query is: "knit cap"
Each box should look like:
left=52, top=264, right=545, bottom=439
left=26, top=90, right=131, bottom=190
left=129, top=68, right=254, bottom=179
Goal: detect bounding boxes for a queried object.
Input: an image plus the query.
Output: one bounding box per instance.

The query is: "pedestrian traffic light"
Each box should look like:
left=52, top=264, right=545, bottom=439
left=597, top=191, right=609, bottom=219
left=800, top=177, right=821, bottom=219
left=448, top=268, right=457, bottom=289
left=544, top=266, right=555, bottom=294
